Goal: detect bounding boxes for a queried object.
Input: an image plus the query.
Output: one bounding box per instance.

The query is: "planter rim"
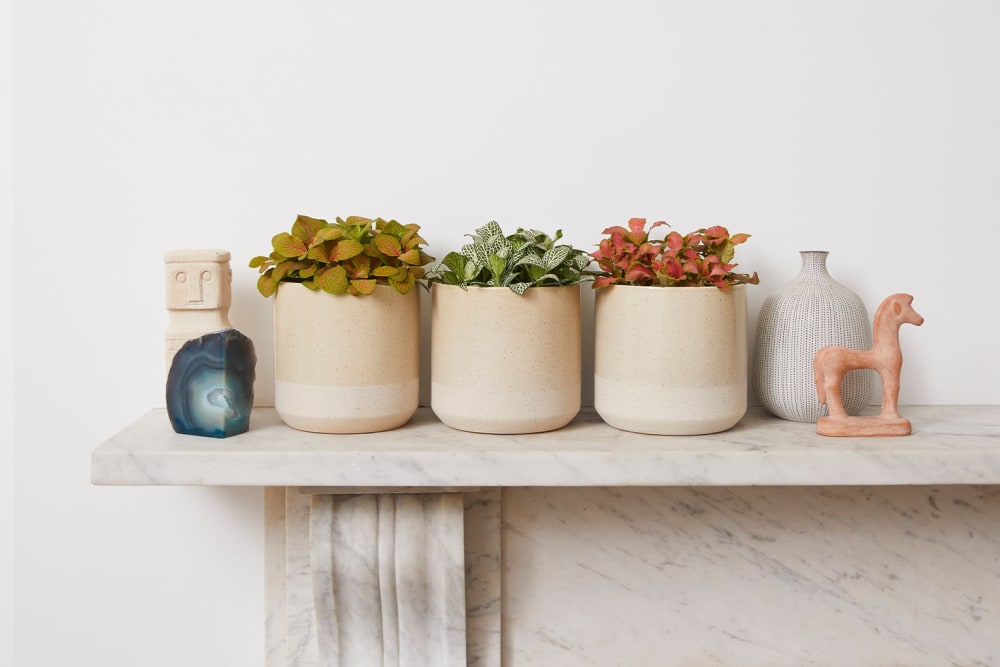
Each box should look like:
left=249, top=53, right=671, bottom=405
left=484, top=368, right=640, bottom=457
left=431, top=283, right=582, bottom=291
left=276, top=281, right=416, bottom=296
left=594, top=283, right=747, bottom=292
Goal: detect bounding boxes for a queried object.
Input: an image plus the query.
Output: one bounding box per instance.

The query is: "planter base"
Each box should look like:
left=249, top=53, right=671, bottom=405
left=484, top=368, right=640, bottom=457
left=432, top=384, right=578, bottom=434
left=595, top=377, right=746, bottom=435
left=276, top=379, right=418, bottom=434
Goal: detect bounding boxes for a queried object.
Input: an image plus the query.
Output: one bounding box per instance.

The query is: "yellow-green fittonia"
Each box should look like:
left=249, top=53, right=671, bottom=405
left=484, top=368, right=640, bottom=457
left=250, top=215, right=434, bottom=297
left=425, top=221, right=596, bottom=295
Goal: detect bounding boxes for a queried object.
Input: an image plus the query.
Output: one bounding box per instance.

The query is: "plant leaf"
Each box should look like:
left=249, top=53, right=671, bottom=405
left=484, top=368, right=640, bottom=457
left=350, top=279, right=376, bottom=296
left=271, top=260, right=295, bottom=284
left=313, top=226, right=344, bottom=243
left=349, top=254, right=371, bottom=278
left=476, top=220, right=504, bottom=240
left=256, top=271, right=277, bottom=297
left=315, top=265, right=348, bottom=294
left=542, top=245, right=570, bottom=270
left=441, top=252, right=467, bottom=276
left=379, top=219, right=409, bottom=238
left=626, top=218, right=647, bottom=245
left=515, top=253, right=546, bottom=268
left=398, top=248, right=422, bottom=265
left=463, top=260, right=482, bottom=282
left=625, top=266, right=655, bottom=282
left=389, top=271, right=416, bottom=294
left=331, top=239, right=364, bottom=261
left=272, top=232, right=308, bottom=259
left=375, top=234, right=402, bottom=257
left=306, top=244, right=329, bottom=262
left=488, top=254, right=506, bottom=281
left=292, top=215, right=326, bottom=243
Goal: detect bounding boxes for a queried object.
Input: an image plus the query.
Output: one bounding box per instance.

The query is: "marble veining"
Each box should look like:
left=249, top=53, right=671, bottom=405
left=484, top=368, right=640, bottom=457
left=93, top=406, right=1000, bottom=487
left=100, top=407, right=1000, bottom=665
left=501, top=485, right=1000, bottom=666
left=266, top=489, right=467, bottom=666
left=263, top=484, right=1000, bottom=666
left=463, top=490, right=502, bottom=667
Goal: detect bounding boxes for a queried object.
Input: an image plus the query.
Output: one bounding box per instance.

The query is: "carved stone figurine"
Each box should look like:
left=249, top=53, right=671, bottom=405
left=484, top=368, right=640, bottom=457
left=813, top=293, right=924, bottom=436
left=164, top=249, right=233, bottom=371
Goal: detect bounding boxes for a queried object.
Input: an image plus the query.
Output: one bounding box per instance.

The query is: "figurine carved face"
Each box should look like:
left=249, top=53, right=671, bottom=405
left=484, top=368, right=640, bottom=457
left=165, top=251, right=232, bottom=310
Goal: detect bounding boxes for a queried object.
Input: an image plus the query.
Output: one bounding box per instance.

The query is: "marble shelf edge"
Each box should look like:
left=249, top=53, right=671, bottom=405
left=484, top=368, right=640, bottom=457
left=91, top=406, right=1000, bottom=488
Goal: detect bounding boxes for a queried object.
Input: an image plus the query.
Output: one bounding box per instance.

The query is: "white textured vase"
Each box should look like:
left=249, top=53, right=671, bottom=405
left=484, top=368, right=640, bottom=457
left=594, top=284, right=748, bottom=435
left=273, top=283, right=419, bottom=433
left=752, top=251, right=874, bottom=422
left=431, top=284, right=581, bottom=434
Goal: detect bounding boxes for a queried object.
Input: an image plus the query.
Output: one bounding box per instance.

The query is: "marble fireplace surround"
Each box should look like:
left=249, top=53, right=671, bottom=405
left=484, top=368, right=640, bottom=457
left=93, top=406, right=1000, bottom=666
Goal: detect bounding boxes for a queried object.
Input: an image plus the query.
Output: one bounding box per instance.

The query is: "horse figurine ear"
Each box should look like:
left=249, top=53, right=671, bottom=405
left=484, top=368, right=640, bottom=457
left=813, top=293, right=924, bottom=436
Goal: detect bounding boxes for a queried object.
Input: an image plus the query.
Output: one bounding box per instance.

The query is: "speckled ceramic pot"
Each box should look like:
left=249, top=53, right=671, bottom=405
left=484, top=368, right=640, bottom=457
left=431, top=284, right=581, bottom=434
left=594, top=284, right=748, bottom=435
left=273, top=283, right=419, bottom=433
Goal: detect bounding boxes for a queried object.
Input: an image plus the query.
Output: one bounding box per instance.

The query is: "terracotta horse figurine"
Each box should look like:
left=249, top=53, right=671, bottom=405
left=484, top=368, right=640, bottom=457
left=813, top=293, right=924, bottom=436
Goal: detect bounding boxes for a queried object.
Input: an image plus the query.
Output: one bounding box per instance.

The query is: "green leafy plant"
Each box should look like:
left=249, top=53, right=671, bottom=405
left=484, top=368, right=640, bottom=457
left=250, top=215, right=433, bottom=297
left=592, top=218, right=759, bottom=290
left=425, top=221, right=595, bottom=295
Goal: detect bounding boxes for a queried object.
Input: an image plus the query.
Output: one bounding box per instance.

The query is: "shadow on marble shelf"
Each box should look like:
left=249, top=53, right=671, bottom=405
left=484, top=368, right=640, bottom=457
left=166, top=329, right=256, bottom=438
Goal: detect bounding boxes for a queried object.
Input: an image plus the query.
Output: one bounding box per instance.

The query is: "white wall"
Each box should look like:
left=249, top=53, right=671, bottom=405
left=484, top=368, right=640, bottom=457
left=2, top=0, right=13, bottom=662
left=11, top=0, right=1000, bottom=664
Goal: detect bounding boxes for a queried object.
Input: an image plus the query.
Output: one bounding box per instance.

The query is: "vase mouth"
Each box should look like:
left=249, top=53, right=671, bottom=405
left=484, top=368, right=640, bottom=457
left=798, top=250, right=830, bottom=255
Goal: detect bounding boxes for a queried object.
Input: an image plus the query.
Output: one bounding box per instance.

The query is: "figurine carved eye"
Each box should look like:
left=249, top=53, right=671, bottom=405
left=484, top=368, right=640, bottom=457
left=175, top=272, right=188, bottom=283
left=201, top=270, right=213, bottom=282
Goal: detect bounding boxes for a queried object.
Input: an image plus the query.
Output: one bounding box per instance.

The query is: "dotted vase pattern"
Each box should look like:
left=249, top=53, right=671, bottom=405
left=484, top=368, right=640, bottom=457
left=752, top=251, right=874, bottom=422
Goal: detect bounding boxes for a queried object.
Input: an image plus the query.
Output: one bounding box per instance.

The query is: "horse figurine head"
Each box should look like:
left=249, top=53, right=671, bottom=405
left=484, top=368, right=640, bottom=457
left=875, top=293, right=924, bottom=333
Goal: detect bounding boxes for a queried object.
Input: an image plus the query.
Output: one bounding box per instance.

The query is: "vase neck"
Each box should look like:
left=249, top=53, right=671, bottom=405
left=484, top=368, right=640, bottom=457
left=798, top=251, right=830, bottom=278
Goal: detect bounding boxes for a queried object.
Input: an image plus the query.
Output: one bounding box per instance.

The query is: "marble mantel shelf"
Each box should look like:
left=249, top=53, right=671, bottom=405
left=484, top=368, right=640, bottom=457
left=92, top=405, right=1000, bottom=488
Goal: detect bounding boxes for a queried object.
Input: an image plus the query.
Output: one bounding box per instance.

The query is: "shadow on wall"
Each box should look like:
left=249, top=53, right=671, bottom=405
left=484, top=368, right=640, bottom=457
left=205, top=486, right=264, bottom=518
left=231, top=282, right=275, bottom=407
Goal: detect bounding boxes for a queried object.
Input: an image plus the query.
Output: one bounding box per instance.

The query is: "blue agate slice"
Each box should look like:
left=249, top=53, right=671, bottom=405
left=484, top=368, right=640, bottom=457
left=166, top=329, right=256, bottom=438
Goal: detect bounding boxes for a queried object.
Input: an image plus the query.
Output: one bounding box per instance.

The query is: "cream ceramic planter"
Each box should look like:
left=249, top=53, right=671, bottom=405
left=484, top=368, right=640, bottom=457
left=431, top=284, right=581, bottom=434
left=273, top=283, right=419, bottom=433
left=594, top=284, right=748, bottom=435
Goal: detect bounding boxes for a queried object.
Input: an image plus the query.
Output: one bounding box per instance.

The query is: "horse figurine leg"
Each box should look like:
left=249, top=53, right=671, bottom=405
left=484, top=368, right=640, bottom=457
left=880, top=367, right=902, bottom=420
left=813, top=348, right=850, bottom=419
left=813, top=354, right=847, bottom=417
